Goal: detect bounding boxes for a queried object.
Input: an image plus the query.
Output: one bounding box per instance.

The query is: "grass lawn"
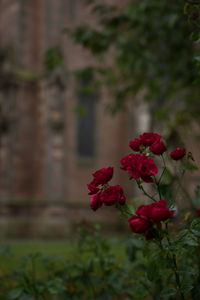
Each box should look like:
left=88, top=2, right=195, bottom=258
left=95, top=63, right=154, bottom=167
left=0, top=238, right=126, bottom=269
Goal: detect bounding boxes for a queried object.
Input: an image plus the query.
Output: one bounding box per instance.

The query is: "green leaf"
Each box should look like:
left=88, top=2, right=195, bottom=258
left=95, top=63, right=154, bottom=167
left=162, top=168, right=173, bottom=185
left=160, top=288, right=177, bottom=298
left=180, top=232, right=199, bottom=247
left=159, top=184, right=173, bottom=205
left=44, top=47, right=63, bottom=72
left=191, top=185, right=200, bottom=207
left=183, top=161, right=198, bottom=171
left=47, top=278, right=63, bottom=294
left=190, top=219, right=200, bottom=236
left=7, top=287, right=23, bottom=299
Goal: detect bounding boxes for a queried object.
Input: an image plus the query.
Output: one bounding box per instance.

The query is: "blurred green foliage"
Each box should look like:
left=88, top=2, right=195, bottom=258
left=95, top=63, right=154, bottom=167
left=2, top=221, right=200, bottom=299
left=44, top=47, right=64, bottom=73
left=68, top=0, right=200, bottom=131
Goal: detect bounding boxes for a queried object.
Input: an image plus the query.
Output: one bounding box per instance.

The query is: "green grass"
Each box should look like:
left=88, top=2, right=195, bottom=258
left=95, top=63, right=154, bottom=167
left=0, top=238, right=126, bottom=269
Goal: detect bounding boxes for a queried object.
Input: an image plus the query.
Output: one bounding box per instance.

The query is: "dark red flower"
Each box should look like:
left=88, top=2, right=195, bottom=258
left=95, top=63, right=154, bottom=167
left=170, top=147, right=186, bottom=160
left=87, top=179, right=100, bottom=195
left=136, top=204, right=152, bottom=218
left=150, top=141, right=167, bottom=155
left=87, top=167, right=114, bottom=194
left=139, top=155, right=158, bottom=182
left=92, top=167, right=113, bottom=184
left=150, top=200, right=174, bottom=222
left=100, top=185, right=126, bottom=206
left=128, top=215, right=152, bottom=233
left=120, top=153, right=142, bottom=179
left=197, top=208, right=200, bottom=216
left=129, top=138, right=141, bottom=152
left=90, top=193, right=102, bottom=211
left=139, top=132, right=161, bottom=146
left=120, top=153, right=158, bottom=183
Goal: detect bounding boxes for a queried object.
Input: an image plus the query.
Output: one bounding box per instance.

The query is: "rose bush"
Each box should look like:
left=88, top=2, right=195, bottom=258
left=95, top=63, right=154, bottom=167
left=87, top=132, right=200, bottom=300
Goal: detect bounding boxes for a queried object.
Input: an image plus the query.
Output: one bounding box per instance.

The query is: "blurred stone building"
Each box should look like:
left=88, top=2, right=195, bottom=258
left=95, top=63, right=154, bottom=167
left=0, top=0, right=146, bottom=237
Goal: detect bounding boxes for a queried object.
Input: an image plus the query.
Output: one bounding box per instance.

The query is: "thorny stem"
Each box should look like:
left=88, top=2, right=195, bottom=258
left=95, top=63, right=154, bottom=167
left=153, top=175, right=161, bottom=200
left=136, top=180, right=157, bottom=202
left=153, top=154, right=167, bottom=200
left=161, top=154, right=166, bottom=168
left=158, top=155, right=167, bottom=185
left=165, top=224, right=185, bottom=300
left=157, top=166, right=166, bottom=185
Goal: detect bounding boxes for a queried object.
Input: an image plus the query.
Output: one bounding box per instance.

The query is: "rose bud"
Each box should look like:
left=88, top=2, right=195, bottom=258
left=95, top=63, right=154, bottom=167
left=90, top=193, right=102, bottom=211
left=170, top=147, right=186, bottom=160
left=150, top=141, right=167, bottom=155
left=100, top=185, right=126, bottom=206
left=128, top=215, right=152, bottom=233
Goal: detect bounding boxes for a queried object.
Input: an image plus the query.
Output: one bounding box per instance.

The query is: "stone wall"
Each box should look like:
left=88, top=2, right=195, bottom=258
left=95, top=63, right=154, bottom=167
left=0, top=0, right=137, bottom=237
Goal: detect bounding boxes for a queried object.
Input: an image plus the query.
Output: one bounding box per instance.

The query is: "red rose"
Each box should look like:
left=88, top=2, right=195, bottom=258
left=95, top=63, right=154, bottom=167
left=87, top=167, right=114, bottom=194
left=100, top=185, right=126, bottom=206
left=150, top=200, right=174, bottom=222
left=150, top=141, right=167, bottom=155
left=170, top=147, right=186, bottom=160
left=128, top=215, right=152, bottom=233
left=136, top=204, right=152, bottom=218
left=90, top=193, right=102, bottom=211
left=120, top=153, right=158, bottom=183
left=87, top=179, right=100, bottom=195
left=197, top=208, right=200, bottom=216
left=129, top=138, right=141, bottom=152
left=120, top=153, right=142, bottom=179
left=139, top=155, right=158, bottom=182
left=92, top=167, right=113, bottom=184
left=139, top=132, right=161, bottom=146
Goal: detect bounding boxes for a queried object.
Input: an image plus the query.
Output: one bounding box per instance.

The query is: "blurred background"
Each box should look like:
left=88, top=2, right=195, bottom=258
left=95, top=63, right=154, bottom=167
left=0, top=0, right=200, bottom=240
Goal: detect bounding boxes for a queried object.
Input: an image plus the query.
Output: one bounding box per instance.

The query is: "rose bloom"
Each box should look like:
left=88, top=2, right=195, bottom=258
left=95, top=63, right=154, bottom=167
left=90, top=193, right=102, bottom=211
left=135, top=200, right=174, bottom=223
left=170, top=147, right=186, bottom=160
left=100, top=185, right=126, bottom=206
left=120, top=153, right=158, bottom=183
left=136, top=204, right=152, bottom=218
left=129, top=138, right=141, bottom=152
left=150, top=141, right=167, bottom=155
left=139, top=132, right=161, bottom=146
left=92, top=167, right=113, bottom=184
left=128, top=215, right=152, bottom=233
left=87, top=167, right=114, bottom=194
left=150, top=200, right=174, bottom=222
left=139, top=155, right=158, bottom=182
left=120, top=153, right=142, bottom=179
left=87, top=179, right=100, bottom=195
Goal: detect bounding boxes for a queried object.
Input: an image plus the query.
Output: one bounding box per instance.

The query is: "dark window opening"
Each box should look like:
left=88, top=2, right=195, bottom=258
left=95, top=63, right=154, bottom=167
left=77, top=81, right=96, bottom=159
